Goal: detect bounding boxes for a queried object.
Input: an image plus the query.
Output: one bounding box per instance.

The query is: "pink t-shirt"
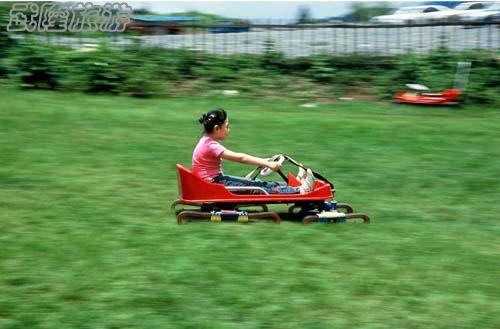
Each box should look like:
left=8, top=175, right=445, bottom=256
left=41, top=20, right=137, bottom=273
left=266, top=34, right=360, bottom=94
left=192, top=135, right=226, bottom=181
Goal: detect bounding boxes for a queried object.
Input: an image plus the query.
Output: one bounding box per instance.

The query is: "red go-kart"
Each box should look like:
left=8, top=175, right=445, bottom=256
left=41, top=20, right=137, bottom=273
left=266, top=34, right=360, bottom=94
left=171, top=154, right=370, bottom=224
left=393, top=62, right=471, bottom=106
left=394, top=86, right=462, bottom=105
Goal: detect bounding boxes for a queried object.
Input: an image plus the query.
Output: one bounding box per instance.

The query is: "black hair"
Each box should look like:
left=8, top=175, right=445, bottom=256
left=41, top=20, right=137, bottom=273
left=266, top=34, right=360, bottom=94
left=199, top=108, right=227, bottom=133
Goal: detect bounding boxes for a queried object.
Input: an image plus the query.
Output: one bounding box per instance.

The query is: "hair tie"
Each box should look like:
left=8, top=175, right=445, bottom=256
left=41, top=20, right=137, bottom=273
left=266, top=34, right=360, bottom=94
left=199, top=113, right=207, bottom=124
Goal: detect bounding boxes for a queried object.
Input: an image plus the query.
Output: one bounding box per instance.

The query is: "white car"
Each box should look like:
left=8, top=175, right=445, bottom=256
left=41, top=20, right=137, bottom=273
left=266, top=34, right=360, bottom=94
left=369, top=5, right=452, bottom=25
left=427, top=2, right=492, bottom=23
left=458, top=2, right=500, bottom=22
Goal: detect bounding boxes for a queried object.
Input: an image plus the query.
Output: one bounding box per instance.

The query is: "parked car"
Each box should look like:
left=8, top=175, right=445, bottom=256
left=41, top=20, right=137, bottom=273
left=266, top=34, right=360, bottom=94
left=458, top=2, right=500, bottom=22
left=369, top=5, right=452, bottom=25
left=427, top=2, right=492, bottom=22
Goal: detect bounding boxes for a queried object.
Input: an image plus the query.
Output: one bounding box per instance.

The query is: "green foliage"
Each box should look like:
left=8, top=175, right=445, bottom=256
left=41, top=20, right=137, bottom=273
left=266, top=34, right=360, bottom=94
left=2, top=36, right=499, bottom=105
left=121, top=61, right=162, bottom=98
left=305, top=56, right=337, bottom=83
left=296, top=5, right=314, bottom=24
left=194, top=55, right=261, bottom=84
left=351, top=3, right=393, bottom=23
left=83, top=44, right=128, bottom=94
left=301, top=54, right=396, bottom=86
left=396, top=54, right=421, bottom=83
left=193, top=56, right=230, bottom=83
left=327, top=54, right=396, bottom=71
left=131, top=44, right=181, bottom=81
left=56, top=50, right=93, bottom=92
left=10, top=38, right=60, bottom=89
left=378, top=53, right=422, bottom=97
left=0, top=2, right=13, bottom=61
left=462, top=53, right=500, bottom=104
left=260, top=39, right=285, bottom=71
left=204, top=66, right=239, bottom=83
left=427, top=46, right=456, bottom=73
left=281, top=56, right=312, bottom=73
left=175, top=49, right=202, bottom=78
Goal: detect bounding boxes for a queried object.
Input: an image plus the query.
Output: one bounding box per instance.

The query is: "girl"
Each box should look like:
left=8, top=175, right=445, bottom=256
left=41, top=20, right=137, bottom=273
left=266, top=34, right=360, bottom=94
left=192, top=108, right=315, bottom=194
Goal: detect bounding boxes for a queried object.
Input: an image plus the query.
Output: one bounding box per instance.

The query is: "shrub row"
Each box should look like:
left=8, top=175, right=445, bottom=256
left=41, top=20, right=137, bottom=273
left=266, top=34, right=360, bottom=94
left=2, top=36, right=499, bottom=104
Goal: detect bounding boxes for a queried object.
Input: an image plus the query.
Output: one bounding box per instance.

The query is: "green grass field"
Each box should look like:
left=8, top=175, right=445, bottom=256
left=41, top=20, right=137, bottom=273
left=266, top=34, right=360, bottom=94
left=1, top=86, right=500, bottom=328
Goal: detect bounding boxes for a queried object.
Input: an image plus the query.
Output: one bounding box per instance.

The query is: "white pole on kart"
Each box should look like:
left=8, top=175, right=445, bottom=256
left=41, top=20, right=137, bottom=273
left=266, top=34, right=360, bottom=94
left=454, top=62, right=472, bottom=92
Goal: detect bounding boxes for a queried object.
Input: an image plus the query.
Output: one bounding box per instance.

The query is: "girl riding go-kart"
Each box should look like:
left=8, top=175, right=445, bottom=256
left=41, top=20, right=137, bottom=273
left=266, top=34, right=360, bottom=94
left=171, top=108, right=370, bottom=224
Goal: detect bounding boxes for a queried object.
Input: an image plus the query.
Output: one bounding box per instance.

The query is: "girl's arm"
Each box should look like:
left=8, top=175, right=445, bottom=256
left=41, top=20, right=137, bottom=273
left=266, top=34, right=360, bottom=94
left=221, top=149, right=281, bottom=171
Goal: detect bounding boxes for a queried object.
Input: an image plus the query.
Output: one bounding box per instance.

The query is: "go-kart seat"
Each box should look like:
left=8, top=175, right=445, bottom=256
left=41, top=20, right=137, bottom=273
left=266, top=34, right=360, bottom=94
left=176, top=164, right=270, bottom=203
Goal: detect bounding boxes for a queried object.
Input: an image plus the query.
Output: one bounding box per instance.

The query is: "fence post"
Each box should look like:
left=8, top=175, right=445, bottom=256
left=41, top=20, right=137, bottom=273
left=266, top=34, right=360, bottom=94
left=476, top=24, right=480, bottom=50
left=407, top=26, right=411, bottom=53
left=488, top=24, right=492, bottom=51
left=332, top=26, right=336, bottom=55
left=224, top=27, right=227, bottom=55
left=362, top=25, right=366, bottom=54
left=386, top=27, right=389, bottom=55
left=353, top=26, right=357, bottom=54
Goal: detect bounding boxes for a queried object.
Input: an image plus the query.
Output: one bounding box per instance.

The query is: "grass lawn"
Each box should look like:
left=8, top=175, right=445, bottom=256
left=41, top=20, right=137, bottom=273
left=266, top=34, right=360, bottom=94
left=1, top=86, right=500, bottom=328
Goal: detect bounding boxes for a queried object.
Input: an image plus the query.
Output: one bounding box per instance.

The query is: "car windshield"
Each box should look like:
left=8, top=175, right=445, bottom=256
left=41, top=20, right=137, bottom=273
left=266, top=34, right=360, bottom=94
left=486, top=3, right=500, bottom=10
left=393, top=7, right=423, bottom=14
left=454, top=3, right=476, bottom=10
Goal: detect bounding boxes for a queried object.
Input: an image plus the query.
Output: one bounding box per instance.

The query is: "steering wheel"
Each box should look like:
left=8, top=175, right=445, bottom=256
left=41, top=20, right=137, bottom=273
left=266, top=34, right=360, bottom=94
left=260, top=154, right=285, bottom=177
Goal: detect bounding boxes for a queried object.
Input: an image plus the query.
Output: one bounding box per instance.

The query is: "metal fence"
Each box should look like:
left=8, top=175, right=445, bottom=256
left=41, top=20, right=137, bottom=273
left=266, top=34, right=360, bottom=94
left=32, top=22, right=500, bottom=57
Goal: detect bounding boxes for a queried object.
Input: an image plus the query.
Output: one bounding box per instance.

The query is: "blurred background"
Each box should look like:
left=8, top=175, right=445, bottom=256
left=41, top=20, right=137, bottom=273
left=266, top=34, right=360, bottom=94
left=1, top=2, right=500, bottom=328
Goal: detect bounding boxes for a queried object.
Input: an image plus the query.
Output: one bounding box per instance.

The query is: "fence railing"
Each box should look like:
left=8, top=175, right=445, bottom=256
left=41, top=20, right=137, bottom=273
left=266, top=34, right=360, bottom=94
left=20, top=22, right=500, bottom=57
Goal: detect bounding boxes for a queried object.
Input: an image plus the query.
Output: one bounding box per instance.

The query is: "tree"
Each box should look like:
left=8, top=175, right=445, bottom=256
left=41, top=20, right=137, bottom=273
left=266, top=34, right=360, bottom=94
left=0, top=2, right=14, bottom=76
left=350, top=3, right=393, bottom=23
left=133, top=7, right=154, bottom=15
left=0, top=2, right=13, bottom=57
left=296, top=5, right=314, bottom=24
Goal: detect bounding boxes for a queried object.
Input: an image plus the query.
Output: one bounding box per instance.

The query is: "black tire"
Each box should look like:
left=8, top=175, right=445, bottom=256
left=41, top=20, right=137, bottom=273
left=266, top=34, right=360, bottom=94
left=177, top=210, right=211, bottom=224
left=302, top=215, right=319, bottom=224
left=336, top=203, right=353, bottom=213
left=345, top=213, right=370, bottom=223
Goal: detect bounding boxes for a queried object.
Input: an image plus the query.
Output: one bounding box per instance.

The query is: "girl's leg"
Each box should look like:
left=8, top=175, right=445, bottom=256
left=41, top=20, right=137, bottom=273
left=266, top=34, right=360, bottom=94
left=213, top=175, right=300, bottom=194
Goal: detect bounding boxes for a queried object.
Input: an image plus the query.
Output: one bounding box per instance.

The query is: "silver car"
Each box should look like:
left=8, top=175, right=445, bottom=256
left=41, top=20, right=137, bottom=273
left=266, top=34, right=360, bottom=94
left=427, top=2, right=492, bottom=23
left=369, top=5, right=451, bottom=25
left=459, top=2, right=500, bottom=22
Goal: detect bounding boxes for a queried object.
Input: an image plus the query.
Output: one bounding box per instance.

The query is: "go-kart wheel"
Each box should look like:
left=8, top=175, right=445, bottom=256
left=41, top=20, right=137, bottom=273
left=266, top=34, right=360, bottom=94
left=302, top=213, right=370, bottom=224
left=302, top=215, right=319, bottom=224
left=260, top=154, right=285, bottom=176
left=336, top=203, right=353, bottom=213
left=171, top=200, right=183, bottom=210
left=177, top=210, right=211, bottom=224
left=289, top=202, right=323, bottom=216
left=345, top=213, right=370, bottom=223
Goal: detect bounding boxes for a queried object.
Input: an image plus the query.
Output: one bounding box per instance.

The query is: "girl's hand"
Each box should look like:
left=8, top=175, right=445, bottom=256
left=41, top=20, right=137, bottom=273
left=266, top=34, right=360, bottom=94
left=267, top=161, right=281, bottom=172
